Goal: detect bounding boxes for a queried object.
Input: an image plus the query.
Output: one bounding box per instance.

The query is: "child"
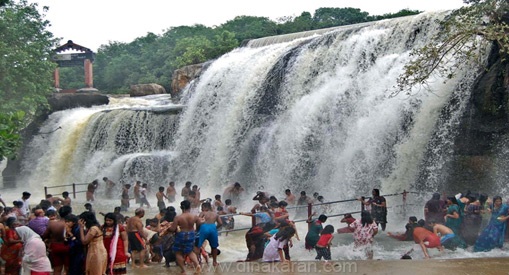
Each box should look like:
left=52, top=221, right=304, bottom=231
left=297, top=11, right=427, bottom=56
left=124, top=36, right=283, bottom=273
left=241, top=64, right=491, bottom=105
left=262, top=226, right=296, bottom=262
left=315, top=225, right=334, bottom=262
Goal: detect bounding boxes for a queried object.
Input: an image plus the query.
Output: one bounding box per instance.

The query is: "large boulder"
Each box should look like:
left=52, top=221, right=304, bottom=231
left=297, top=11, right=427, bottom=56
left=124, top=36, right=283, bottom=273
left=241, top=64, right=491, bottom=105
left=47, top=92, right=109, bottom=112
left=130, top=83, right=166, bottom=97
left=171, top=63, right=205, bottom=97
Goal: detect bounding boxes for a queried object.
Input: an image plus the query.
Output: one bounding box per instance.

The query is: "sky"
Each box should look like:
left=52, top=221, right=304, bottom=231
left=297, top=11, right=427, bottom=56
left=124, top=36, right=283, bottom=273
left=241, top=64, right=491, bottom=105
left=33, top=0, right=466, bottom=52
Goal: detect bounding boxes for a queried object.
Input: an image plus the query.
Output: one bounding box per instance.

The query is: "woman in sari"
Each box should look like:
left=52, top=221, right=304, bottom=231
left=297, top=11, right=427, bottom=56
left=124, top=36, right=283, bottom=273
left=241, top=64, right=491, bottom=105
left=78, top=211, right=108, bottom=275
left=474, top=196, right=509, bottom=252
left=15, top=226, right=52, bottom=275
left=102, top=213, right=129, bottom=275
left=1, top=217, right=23, bottom=275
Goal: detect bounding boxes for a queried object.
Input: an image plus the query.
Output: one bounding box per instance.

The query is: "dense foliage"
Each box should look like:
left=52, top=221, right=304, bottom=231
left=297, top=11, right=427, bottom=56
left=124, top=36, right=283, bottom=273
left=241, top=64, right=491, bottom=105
left=395, top=0, right=509, bottom=95
left=0, top=0, right=57, bottom=160
left=59, top=8, right=421, bottom=94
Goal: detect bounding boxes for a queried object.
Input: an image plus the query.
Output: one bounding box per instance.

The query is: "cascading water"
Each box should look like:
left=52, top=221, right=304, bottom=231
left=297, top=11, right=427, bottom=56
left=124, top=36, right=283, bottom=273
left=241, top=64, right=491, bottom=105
left=16, top=12, right=483, bottom=204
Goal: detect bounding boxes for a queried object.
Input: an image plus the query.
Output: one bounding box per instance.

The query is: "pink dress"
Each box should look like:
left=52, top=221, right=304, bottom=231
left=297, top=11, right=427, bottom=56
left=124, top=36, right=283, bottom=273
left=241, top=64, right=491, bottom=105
left=349, top=220, right=378, bottom=247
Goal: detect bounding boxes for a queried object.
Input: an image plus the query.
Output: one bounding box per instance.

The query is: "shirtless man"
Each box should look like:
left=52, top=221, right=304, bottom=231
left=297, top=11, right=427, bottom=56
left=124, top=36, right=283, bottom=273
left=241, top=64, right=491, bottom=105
left=181, top=181, right=192, bottom=200
left=284, top=189, right=296, bottom=205
left=121, top=184, right=131, bottom=211
left=61, top=192, right=72, bottom=206
left=103, top=177, right=116, bottom=199
left=156, top=186, right=168, bottom=211
left=198, top=202, right=222, bottom=266
left=431, top=222, right=467, bottom=250
left=166, top=181, right=177, bottom=203
left=168, top=200, right=202, bottom=273
left=126, top=208, right=148, bottom=268
left=86, top=180, right=98, bottom=202
left=134, top=181, right=141, bottom=204
left=188, top=191, right=206, bottom=215
left=42, top=210, right=70, bottom=274
left=222, top=182, right=245, bottom=205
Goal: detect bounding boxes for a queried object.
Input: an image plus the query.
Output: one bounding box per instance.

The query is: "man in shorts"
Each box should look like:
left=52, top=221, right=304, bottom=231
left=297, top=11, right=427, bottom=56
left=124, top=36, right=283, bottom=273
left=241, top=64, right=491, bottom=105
left=168, top=200, right=202, bottom=273
left=126, top=208, right=148, bottom=268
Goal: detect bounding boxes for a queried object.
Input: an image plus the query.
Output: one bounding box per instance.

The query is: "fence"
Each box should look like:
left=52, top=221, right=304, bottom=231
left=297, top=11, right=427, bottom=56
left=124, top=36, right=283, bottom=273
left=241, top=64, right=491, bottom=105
left=218, top=190, right=420, bottom=234
left=44, top=182, right=89, bottom=199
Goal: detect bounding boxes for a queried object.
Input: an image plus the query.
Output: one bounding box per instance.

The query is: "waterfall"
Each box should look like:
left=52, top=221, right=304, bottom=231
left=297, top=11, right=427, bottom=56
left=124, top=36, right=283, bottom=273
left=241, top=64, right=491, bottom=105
left=17, top=12, right=484, bottom=200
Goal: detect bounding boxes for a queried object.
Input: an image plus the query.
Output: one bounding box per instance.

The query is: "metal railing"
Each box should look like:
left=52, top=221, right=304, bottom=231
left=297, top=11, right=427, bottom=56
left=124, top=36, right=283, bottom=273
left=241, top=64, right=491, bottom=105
left=44, top=182, right=89, bottom=199
left=217, top=190, right=420, bottom=234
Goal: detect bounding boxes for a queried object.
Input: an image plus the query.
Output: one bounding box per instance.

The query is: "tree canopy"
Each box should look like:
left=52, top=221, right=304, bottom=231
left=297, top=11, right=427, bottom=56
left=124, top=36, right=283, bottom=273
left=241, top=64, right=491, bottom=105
left=0, top=0, right=57, bottom=160
left=60, top=7, right=421, bottom=94
left=395, top=0, right=509, bottom=95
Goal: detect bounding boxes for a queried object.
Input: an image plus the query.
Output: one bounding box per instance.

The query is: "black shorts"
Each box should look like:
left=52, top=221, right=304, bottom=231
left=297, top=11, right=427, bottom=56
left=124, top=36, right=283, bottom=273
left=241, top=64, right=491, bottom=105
left=128, top=232, right=145, bottom=251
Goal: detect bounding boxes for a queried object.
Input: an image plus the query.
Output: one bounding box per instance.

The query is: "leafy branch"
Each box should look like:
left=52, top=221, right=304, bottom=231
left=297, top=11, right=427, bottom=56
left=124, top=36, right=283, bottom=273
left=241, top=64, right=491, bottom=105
left=393, top=0, right=509, bottom=96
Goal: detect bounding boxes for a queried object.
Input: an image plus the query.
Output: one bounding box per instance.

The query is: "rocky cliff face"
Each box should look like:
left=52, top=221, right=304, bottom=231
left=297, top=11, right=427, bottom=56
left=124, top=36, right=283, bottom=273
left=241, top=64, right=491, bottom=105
left=170, top=63, right=205, bottom=97
left=446, top=44, right=509, bottom=193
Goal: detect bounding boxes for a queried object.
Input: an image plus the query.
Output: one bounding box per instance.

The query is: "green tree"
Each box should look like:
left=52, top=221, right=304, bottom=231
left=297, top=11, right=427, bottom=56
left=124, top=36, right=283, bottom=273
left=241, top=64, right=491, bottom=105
left=395, top=0, right=509, bottom=95
left=0, top=0, right=57, bottom=160
left=313, top=7, right=369, bottom=28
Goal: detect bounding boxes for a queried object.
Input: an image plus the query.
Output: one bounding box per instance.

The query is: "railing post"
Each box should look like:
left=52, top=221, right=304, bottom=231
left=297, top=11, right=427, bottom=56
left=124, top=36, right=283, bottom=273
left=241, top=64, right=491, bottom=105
left=402, top=190, right=408, bottom=217
left=307, top=203, right=312, bottom=230
left=44, top=186, right=48, bottom=198
left=72, top=183, right=76, bottom=199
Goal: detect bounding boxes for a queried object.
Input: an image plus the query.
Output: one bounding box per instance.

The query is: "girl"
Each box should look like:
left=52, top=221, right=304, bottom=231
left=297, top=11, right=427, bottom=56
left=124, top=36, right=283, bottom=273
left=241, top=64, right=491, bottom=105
left=262, top=226, right=296, bottom=262
left=102, top=213, right=129, bottom=274
left=349, top=211, right=378, bottom=259
left=315, top=225, right=334, bottom=262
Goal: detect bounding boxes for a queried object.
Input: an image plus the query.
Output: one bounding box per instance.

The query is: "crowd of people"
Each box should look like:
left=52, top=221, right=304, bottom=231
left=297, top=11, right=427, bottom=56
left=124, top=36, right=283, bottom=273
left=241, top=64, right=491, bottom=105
left=1, top=180, right=509, bottom=274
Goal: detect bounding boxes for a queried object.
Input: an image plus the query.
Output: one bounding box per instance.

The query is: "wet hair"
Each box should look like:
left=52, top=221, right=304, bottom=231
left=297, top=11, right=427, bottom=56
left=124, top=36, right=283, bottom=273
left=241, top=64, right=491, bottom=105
left=103, top=212, right=118, bottom=235
left=159, top=186, right=165, bottom=192
left=285, top=189, right=291, bottom=193
left=493, top=196, right=503, bottom=204
left=181, top=200, right=191, bottom=210
left=201, top=202, right=212, bottom=210
left=432, top=193, right=440, bottom=200
left=169, top=181, right=175, bottom=186
left=134, top=208, right=144, bottom=216
left=317, top=195, right=324, bottom=202
left=79, top=211, right=100, bottom=228
left=84, top=203, right=92, bottom=208
left=318, top=214, right=328, bottom=223
left=192, top=185, right=198, bottom=189
left=417, top=219, right=426, bottom=227
left=274, top=226, right=296, bottom=242
left=269, top=201, right=279, bottom=209
left=215, top=194, right=221, bottom=200
left=372, top=189, right=380, bottom=196
left=409, top=216, right=418, bottom=223
left=5, top=217, right=17, bottom=228
left=278, top=201, right=288, bottom=207
left=360, top=210, right=373, bottom=227
left=164, top=206, right=177, bottom=222
left=142, top=183, right=148, bottom=188
left=103, top=177, right=108, bottom=181
left=321, top=224, right=335, bottom=235
left=62, top=191, right=69, bottom=197
left=225, top=199, right=232, bottom=205
left=234, top=182, right=241, bottom=188
left=300, top=191, right=306, bottom=196
left=269, top=196, right=277, bottom=201
left=114, top=207, right=121, bottom=212
left=313, top=192, right=319, bottom=198
left=59, top=205, right=72, bottom=219
left=22, top=192, right=31, bottom=197
left=447, top=196, right=458, bottom=205
left=479, top=194, right=488, bottom=206
left=46, top=209, right=57, bottom=217
left=64, top=214, right=78, bottom=224
left=185, top=181, right=192, bottom=187
left=13, top=200, right=23, bottom=207
left=125, top=184, right=131, bottom=188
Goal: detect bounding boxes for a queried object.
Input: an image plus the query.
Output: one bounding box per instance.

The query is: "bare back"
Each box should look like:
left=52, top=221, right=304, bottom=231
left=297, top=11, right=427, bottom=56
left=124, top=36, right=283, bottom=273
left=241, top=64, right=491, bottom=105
left=200, top=210, right=220, bottom=225
left=126, top=216, right=143, bottom=233
left=43, top=219, right=66, bottom=243
left=174, top=212, right=200, bottom=232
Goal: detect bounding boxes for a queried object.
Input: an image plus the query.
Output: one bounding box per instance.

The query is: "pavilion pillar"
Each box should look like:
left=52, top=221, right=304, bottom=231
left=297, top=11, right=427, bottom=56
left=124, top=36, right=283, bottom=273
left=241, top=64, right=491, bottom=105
left=84, top=59, right=93, bottom=88
left=53, top=67, right=60, bottom=89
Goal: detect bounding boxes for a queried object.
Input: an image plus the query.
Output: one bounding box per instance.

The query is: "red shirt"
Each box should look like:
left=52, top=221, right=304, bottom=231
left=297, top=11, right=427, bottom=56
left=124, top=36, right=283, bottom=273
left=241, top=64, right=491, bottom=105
left=316, top=233, right=333, bottom=247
